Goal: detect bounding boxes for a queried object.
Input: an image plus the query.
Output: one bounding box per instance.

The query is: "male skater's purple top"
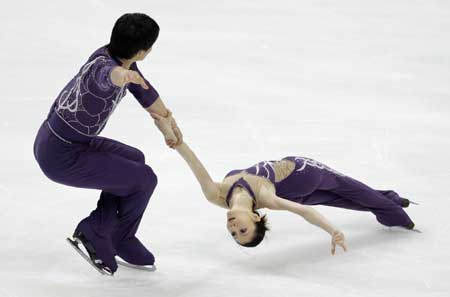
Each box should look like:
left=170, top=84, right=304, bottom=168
left=46, top=46, right=159, bottom=140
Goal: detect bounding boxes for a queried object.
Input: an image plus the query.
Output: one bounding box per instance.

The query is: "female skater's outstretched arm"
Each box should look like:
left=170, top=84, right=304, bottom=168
left=150, top=112, right=222, bottom=206
left=259, top=187, right=347, bottom=254
left=175, top=142, right=222, bottom=205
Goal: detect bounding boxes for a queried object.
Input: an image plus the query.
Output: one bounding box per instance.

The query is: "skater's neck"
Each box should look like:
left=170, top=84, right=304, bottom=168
left=229, top=190, right=254, bottom=212
left=118, top=58, right=136, bottom=69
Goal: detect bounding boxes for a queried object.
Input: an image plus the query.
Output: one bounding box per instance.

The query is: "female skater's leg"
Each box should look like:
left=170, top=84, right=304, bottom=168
left=277, top=156, right=414, bottom=228
left=376, top=190, right=410, bottom=207
left=300, top=190, right=369, bottom=211
left=329, top=177, right=414, bottom=228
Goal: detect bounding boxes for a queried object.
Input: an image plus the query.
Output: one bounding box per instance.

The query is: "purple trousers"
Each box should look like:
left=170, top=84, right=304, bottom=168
left=276, top=158, right=414, bottom=228
left=33, top=116, right=157, bottom=272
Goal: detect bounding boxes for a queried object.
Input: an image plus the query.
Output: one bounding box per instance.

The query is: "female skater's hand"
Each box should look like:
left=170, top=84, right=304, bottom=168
left=331, top=230, right=347, bottom=255
left=110, top=67, right=149, bottom=89
left=150, top=111, right=179, bottom=148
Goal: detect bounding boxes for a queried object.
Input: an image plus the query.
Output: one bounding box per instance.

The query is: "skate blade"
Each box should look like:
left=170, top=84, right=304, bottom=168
left=116, top=258, right=157, bottom=272
left=409, top=200, right=419, bottom=205
left=66, top=237, right=114, bottom=276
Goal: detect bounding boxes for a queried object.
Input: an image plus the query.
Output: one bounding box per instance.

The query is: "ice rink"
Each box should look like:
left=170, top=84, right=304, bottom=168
left=1, top=0, right=450, bottom=296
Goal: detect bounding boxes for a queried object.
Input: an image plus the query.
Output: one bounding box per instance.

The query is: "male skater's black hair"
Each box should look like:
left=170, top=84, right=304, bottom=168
left=240, top=212, right=269, bottom=248
left=108, top=13, right=159, bottom=59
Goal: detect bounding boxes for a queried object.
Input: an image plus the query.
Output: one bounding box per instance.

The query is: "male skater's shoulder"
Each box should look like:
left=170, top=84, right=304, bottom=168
left=78, top=45, right=121, bottom=92
left=50, top=45, right=125, bottom=136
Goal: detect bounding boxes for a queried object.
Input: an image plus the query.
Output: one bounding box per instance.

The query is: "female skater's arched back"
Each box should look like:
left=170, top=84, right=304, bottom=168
left=151, top=112, right=415, bottom=254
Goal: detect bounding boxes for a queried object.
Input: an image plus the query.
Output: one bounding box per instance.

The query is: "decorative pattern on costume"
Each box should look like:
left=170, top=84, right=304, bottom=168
left=55, top=56, right=126, bottom=136
left=293, top=157, right=345, bottom=176
left=248, top=161, right=276, bottom=180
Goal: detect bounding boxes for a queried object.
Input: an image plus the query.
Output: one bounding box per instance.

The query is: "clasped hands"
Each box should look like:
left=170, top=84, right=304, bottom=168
left=151, top=110, right=183, bottom=148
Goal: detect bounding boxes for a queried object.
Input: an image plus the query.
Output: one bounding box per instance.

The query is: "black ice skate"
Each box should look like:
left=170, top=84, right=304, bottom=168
left=404, top=222, right=422, bottom=233
left=66, top=231, right=114, bottom=276
left=400, top=198, right=419, bottom=208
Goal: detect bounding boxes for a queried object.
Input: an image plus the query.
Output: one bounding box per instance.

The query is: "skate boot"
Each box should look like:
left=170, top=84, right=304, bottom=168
left=402, top=222, right=422, bottom=233
left=400, top=198, right=420, bottom=208
left=405, top=222, right=415, bottom=230
left=400, top=198, right=410, bottom=208
left=114, top=236, right=156, bottom=271
left=67, top=220, right=118, bottom=275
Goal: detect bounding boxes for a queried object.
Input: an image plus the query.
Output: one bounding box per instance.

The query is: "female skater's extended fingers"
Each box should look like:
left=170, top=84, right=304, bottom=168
left=331, top=242, right=336, bottom=255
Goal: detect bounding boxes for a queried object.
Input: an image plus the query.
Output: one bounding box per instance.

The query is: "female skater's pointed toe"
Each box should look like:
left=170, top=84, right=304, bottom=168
left=405, top=222, right=415, bottom=230
left=400, top=198, right=410, bottom=208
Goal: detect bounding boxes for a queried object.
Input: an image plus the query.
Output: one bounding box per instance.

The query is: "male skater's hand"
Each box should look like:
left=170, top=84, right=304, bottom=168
left=168, top=112, right=183, bottom=146
left=110, top=67, right=149, bottom=89
left=150, top=111, right=179, bottom=148
left=331, top=230, right=347, bottom=255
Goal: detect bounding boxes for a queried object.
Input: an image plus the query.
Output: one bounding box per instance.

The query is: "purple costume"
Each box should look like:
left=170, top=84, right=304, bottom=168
left=225, top=156, right=414, bottom=228
left=33, top=46, right=160, bottom=272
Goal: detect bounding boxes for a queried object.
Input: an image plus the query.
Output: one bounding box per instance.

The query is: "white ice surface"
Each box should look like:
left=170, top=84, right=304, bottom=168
left=1, top=1, right=450, bottom=296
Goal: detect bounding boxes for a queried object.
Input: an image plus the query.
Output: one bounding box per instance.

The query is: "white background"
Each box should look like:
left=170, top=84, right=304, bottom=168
left=0, top=1, right=449, bottom=296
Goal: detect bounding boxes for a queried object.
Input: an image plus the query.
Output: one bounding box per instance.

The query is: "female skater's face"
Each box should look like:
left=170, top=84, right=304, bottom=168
left=226, top=210, right=259, bottom=245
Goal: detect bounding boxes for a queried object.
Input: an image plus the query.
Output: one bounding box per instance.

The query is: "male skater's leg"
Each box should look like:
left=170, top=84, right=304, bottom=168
left=55, top=147, right=157, bottom=272
left=87, top=136, right=157, bottom=265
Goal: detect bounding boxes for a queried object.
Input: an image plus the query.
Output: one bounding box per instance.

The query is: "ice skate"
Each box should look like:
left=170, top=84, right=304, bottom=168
left=66, top=231, right=115, bottom=276
left=116, top=257, right=157, bottom=272
left=400, top=198, right=419, bottom=208
left=114, top=236, right=156, bottom=272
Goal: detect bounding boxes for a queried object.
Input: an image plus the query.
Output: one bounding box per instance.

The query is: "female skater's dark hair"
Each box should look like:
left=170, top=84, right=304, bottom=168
left=240, top=212, right=269, bottom=248
left=108, top=13, right=160, bottom=59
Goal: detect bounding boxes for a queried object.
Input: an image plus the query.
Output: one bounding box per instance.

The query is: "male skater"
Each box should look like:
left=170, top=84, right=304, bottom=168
left=33, top=13, right=181, bottom=275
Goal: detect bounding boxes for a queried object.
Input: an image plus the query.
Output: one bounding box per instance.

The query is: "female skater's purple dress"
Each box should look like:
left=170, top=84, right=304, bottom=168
left=225, top=156, right=414, bottom=228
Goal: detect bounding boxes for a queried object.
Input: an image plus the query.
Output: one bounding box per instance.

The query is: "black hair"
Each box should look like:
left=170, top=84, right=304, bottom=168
left=107, top=13, right=159, bottom=59
left=240, top=212, right=269, bottom=248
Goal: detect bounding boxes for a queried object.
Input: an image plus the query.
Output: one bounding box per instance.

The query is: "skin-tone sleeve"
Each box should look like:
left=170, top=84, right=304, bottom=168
left=259, top=186, right=348, bottom=254
left=150, top=108, right=219, bottom=202
left=259, top=186, right=338, bottom=235
left=175, top=142, right=224, bottom=207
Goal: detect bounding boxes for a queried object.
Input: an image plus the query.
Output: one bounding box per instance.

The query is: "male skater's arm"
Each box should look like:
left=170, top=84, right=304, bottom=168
left=260, top=187, right=347, bottom=255
left=110, top=65, right=182, bottom=146
left=145, top=99, right=183, bottom=146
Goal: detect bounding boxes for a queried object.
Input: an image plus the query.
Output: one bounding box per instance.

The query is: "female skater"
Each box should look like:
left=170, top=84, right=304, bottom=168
left=33, top=13, right=182, bottom=275
left=151, top=112, right=415, bottom=253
